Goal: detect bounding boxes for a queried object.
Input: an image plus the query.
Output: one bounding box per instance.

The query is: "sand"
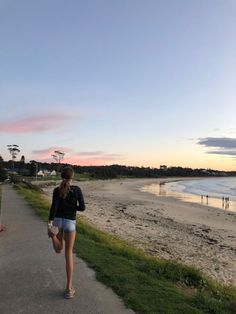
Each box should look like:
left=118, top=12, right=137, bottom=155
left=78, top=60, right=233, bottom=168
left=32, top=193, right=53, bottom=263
left=44, top=178, right=236, bottom=287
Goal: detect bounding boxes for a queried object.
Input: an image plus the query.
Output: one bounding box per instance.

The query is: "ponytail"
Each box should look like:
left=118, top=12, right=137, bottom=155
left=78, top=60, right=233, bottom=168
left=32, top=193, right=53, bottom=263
left=59, top=179, right=71, bottom=199
left=58, top=166, right=74, bottom=199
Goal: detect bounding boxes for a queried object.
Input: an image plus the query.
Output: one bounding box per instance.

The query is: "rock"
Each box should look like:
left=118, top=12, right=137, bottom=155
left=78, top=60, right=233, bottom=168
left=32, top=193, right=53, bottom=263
left=202, top=228, right=211, bottom=233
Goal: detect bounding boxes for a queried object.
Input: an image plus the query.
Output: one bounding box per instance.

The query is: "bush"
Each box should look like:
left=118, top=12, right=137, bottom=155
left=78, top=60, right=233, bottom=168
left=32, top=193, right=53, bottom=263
left=9, top=174, right=23, bottom=184
left=0, top=167, right=8, bottom=182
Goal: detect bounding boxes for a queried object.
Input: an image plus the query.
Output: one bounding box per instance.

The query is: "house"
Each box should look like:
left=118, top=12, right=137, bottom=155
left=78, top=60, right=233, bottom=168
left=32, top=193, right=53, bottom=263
left=37, top=170, right=44, bottom=177
left=50, top=170, right=56, bottom=176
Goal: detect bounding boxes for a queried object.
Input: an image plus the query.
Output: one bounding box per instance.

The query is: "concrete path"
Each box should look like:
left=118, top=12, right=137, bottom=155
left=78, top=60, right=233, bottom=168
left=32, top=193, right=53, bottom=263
left=0, top=185, right=135, bottom=314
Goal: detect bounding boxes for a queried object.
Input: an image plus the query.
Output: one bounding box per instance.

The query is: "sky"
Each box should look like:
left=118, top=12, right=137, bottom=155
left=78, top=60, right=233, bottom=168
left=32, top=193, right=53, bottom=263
left=0, top=0, right=236, bottom=170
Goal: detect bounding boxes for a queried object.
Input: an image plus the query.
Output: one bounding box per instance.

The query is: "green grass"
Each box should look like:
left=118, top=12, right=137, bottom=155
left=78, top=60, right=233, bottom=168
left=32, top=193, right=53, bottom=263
left=15, top=182, right=236, bottom=314
left=74, top=172, right=94, bottom=181
left=26, top=172, right=93, bottom=186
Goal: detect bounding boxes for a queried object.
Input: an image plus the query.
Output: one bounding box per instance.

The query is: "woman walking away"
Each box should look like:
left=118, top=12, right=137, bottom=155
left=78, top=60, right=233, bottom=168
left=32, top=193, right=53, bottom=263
left=48, top=166, right=85, bottom=299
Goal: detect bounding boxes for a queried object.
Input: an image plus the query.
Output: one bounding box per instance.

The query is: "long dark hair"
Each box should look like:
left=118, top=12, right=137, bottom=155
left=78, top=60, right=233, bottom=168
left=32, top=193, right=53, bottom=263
left=59, top=167, right=74, bottom=199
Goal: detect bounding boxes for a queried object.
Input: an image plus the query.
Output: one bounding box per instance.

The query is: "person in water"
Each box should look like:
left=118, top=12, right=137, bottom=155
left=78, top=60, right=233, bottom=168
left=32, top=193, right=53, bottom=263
left=48, top=166, right=85, bottom=299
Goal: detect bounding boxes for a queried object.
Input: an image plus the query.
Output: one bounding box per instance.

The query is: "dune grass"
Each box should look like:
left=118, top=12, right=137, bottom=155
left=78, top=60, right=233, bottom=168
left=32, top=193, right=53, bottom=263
left=15, top=182, right=236, bottom=314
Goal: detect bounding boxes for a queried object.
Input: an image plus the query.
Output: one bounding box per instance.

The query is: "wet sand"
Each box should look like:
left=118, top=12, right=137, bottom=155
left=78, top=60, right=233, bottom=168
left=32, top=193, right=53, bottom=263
left=44, top=178, right=236, bottom=287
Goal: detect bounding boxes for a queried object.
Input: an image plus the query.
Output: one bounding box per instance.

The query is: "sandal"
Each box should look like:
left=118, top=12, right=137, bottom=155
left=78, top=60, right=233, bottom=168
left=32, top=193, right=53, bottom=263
left=47, top=222, right=59, bottom=238
left=64, top=287, right=75, bottom=299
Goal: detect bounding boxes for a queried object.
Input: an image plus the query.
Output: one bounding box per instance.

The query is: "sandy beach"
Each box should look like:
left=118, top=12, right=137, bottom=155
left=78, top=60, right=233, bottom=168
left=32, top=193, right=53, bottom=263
left=45, top=178, right=236, bottom=287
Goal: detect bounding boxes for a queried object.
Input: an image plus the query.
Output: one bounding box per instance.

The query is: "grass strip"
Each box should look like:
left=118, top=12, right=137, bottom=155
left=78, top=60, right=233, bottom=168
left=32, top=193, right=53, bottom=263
left=15, top=182, right=236, bottom=314
left=0, top=184, right=2, bottom=217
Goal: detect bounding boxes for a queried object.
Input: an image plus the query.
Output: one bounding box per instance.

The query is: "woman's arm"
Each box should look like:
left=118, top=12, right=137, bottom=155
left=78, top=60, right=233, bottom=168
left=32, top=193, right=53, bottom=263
left=49, top=188, right=59, bottom=221
left=76, top=187, right=85, bottom=212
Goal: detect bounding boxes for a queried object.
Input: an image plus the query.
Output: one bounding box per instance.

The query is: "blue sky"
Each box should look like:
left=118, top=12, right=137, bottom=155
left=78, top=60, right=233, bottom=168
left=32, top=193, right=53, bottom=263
left=0, top=0, right=236, bottom=169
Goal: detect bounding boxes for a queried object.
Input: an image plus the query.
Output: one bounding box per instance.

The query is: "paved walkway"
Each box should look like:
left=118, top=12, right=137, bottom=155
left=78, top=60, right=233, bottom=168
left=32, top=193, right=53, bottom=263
left=0, top=185, right=135, bottom=314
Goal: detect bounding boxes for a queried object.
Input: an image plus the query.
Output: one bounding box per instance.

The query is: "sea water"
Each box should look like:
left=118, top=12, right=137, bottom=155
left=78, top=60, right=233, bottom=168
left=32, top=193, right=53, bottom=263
left=142, top=177, right=236, bottom=212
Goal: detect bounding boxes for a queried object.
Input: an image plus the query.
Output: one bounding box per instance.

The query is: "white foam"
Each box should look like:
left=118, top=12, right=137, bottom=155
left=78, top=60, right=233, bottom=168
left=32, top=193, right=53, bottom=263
left=170, top=177, right=236, bottom=201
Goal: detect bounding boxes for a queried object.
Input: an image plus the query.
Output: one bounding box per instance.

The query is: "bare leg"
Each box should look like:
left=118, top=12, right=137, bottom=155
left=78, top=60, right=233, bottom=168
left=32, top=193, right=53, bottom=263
left=64, top=231, right=76, bottom=290
left=51, top=229, right=64, bottom=253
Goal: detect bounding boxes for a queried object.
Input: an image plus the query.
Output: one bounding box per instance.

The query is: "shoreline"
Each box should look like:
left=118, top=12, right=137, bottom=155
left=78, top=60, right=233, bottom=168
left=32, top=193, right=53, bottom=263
left=44, top=177, right=236, bottom=286
left=142, top=177, right=236, bottom=213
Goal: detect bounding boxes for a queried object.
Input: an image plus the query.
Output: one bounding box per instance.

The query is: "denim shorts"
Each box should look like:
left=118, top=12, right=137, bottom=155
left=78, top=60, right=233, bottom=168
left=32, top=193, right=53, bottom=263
left=53, top=218, right=76, bottom=233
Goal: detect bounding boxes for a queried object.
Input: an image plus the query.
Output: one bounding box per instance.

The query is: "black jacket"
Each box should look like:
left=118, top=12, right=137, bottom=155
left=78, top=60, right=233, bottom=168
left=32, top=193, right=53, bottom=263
left=49, top=185, right=85, bottom=221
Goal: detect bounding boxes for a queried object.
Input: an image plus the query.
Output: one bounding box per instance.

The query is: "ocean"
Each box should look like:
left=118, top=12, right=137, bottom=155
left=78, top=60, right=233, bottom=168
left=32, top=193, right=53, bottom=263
left=142, top=177, right=236, bottom=212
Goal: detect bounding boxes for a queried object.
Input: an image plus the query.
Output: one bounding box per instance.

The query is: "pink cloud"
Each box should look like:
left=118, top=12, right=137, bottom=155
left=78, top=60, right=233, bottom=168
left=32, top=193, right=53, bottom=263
left=75, top=151, right=104, bottom=156
left=31, top=147, right=124, bottom=165
left=75, top=151, right=122, bottom=158
left=63, top=157, right=123, bottom=166
left=63, top=152, right=124, bottom=166
left=0, top=113, right=72, bottom=133
left=32, top=147, right=73, bottom=161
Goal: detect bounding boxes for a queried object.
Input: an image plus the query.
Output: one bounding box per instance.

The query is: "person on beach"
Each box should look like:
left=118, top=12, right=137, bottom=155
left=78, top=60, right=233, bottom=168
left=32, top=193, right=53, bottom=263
left=47, top=166, right=85, bottom=299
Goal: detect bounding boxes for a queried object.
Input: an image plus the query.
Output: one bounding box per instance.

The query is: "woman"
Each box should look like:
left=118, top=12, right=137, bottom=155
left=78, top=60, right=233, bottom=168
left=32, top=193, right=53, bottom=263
left=48, top=166, right=85, bottom=299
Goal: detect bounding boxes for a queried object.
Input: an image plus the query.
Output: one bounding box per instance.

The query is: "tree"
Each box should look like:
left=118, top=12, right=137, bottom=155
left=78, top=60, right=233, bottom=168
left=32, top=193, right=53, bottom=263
left=52, top=150, right=65, bottom=164
left=18, top=155, right=26, bottom=175
left=0, top=166, right=7, bottom=181
left=7, top=144, right=20, bottom=169
left=0, top=155, right=4, bottom=168
left=0, top=154, right=7, bottom=180
left=20, top=155, right=25, bottom=163
left=29, top=160, right=37, bottom=177
left=52, top=150, right=65, bottom=173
